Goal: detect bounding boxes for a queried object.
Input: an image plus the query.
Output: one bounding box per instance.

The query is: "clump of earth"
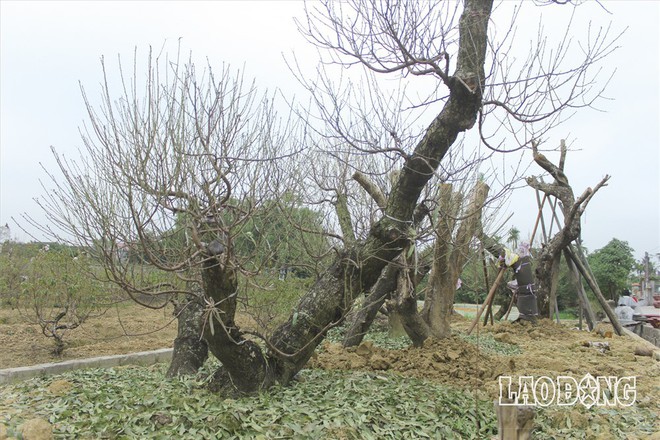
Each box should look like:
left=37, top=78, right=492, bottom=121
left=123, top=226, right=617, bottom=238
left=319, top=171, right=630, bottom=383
left=312, top=318, right=660, bottom=431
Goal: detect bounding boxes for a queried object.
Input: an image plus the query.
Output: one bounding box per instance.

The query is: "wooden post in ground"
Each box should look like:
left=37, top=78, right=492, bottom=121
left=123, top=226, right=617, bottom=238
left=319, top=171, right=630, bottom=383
left=537, top=190, right=560, bottom=322
left=495, top=400, right=535, bottom=440
left=503, top=293, right=516, bottom=320
left=529, top=194, right=546, bottom=248
left=534, top=190, right=549, bottom=249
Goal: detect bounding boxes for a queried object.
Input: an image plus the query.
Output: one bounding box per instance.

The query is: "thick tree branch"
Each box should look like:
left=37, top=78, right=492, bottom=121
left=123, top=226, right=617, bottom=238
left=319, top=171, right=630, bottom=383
left=352, top=171, right=387, bottom=209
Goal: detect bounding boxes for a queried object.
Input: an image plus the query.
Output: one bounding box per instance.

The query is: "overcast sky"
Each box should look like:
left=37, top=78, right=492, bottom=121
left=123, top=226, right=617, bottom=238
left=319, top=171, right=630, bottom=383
left=1, top=1, right=658, bottom=261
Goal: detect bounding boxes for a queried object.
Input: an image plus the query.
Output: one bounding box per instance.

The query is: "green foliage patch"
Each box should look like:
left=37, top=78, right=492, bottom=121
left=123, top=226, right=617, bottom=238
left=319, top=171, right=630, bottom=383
left=2, top=361, right=655, bottom=439
left=240, top=276, right=313, bottom=332
left=588, top=238, right=636, bottom=300
left=325, top=325, right=411, bottom=351
left=0, top=362, right=497, bottom=439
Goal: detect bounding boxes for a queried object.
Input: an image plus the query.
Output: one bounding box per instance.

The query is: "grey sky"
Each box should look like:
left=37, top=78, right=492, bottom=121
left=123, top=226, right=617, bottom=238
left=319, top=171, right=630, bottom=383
left=1, top=1, right=658, bottom=261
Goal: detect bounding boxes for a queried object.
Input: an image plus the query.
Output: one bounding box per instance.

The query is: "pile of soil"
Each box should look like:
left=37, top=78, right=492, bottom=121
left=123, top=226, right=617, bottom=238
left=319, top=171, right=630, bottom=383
left=312, top=319, right=660, bottom=403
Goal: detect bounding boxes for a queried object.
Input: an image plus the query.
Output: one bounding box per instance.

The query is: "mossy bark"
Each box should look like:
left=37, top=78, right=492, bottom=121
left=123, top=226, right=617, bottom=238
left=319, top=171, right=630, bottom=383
left=201, top=252, right=275, bottom=394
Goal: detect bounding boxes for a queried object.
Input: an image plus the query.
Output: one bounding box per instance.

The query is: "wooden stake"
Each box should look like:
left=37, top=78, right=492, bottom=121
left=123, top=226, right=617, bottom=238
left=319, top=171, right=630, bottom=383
left=503, top=292, right=516, bottom=321
left=563, top=248, right=596, bottom=330
left=496, top=400, right=535, bottom=440
left=531, top=191, right=547, bottom=247
left=481, top=246, right=494, bottom=326
left=468, top=267, right=506, bottom=335
left=547, top=197, right=559, bottom=238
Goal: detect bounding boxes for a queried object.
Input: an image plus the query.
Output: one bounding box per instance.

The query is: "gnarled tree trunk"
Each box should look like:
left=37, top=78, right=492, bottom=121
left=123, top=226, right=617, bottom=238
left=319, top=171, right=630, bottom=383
left=420, top=184, right=461, bottom=337
left=201, top=242, right=276, bottom=394
left=527, top=141, right=610, bottom=318
left=343, top=263, right=400, bottom=347
left=422, top=181, right=488, bottom=338
left=166, top=294, right=208, bottom=377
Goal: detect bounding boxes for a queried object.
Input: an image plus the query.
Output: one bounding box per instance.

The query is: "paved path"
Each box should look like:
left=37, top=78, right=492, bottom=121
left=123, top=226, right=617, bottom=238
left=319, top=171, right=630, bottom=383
left=453, top=303, right=519, bottom=321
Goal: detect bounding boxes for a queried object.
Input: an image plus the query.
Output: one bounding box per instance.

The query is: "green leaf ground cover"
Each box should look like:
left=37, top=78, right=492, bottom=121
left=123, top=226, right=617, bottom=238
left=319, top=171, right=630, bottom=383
left=2, top=321, right=657, bottom=439
left=326, top=325, right=521, bottom=356
left=2, top=358, right=656, bottom=439
left=1, top=362, right=497, bottom=439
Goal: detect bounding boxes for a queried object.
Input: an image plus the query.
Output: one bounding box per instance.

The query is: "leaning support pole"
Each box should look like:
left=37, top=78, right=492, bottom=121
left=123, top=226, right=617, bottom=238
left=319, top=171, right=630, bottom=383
left=565, top=245, right=623, bottom=336
left=534, top=190, right=549, bottom=249
left=468, top=267, right=506, bottom=335
left=482, top=247, right=494, bottom=326
left=563, top=248, right=596, bottom=330
left=529, top=194, right=546, bottom=247
left=536, top=191, right=559, bottom=321
left=503, top=293, right=516, bottom=321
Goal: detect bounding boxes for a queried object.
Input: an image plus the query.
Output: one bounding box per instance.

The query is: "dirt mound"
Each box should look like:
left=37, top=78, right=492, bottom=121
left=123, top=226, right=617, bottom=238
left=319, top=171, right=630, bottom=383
left=312, top=319, right=660, bottom=404
left=312, top=336, right=510, bottom=390
left=19, top=418, right=53, bottom=440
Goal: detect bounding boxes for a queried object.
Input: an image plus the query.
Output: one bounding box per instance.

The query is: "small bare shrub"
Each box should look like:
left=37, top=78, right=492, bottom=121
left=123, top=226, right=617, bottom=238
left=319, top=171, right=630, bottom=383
left=18, top=246, right=109, bottom=355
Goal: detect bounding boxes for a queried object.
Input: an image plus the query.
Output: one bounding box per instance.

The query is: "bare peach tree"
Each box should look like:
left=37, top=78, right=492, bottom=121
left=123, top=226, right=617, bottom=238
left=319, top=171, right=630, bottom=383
left=29, top=49, right=320, bottom=377
left=30, top=0, right=619, bottom=394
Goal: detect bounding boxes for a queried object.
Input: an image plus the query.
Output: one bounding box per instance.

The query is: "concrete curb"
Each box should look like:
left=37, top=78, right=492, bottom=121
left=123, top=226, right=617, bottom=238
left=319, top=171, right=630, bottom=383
left=0, top=348, right=173, bottom=385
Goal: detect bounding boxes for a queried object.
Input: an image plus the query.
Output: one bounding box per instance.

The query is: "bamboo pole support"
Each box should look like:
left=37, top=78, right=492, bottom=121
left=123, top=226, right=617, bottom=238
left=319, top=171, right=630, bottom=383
left=565, top=245, right=624, bottom=336
left=563, top=248, right=596, bottom=330
left=481, top=247, right=494, bottom=326
left=531, top=191, right=547, bottom=247
left=503, top=293, right=516, bottom=321
left=538, top=192, right=560, bottom=322
left=468, top=267, right=506, bottom=335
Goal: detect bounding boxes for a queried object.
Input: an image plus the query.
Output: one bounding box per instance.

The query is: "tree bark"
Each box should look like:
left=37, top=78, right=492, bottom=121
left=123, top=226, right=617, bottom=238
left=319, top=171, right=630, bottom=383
left=343, top=256, right=431, bottom=347
left=389, top=246, right=432, bottom=346
left=353, top=171, right=387, bottom=210
left=201, top=244, right=275, bottom=395
left=421, top=184, right=460, bottom=337
left=423, top=182, right=488, bottom=337
left=343, top=263, right=399, bottom=347
left=527, top=142, right=609, bottom=318
left=166, top=295, right=208, bottom=377
left=266, top=0, right=492, bottom=386
left=334, top=193, right=356, bottom=245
